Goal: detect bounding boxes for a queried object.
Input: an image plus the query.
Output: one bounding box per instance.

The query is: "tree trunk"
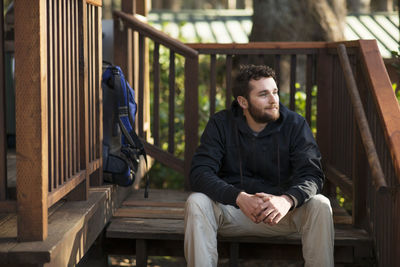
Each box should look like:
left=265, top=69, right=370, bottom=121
left=250, top=0, right=346, bottom=42
left=370, top=0, right=393, bottom=11
left=347, top=0, right=371, bottom=13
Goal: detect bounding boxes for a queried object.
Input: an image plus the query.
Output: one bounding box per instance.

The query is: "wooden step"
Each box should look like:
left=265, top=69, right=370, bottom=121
left=106, top=189, right=374, bottom=266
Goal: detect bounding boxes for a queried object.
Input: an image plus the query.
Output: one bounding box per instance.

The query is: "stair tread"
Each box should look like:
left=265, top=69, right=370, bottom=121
left=108, top=189, right=368, bottom=246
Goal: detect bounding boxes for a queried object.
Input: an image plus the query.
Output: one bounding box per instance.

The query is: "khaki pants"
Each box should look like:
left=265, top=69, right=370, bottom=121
left=184, top=192, right=334, bottom=267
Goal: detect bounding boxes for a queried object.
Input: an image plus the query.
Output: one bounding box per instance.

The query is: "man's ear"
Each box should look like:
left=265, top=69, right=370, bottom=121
left=237, top=96, right=248, bottom=109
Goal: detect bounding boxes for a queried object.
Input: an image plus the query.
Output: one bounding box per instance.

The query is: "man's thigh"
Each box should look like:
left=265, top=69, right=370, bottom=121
left=217, top=201, right=298, bottom=238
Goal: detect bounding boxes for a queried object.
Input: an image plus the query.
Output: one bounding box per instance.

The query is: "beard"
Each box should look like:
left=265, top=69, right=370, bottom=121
left=247, top=100, right=280, bottom=124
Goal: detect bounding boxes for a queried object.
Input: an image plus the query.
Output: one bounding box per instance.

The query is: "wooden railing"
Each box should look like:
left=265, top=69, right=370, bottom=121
left=317, top=40, right=400, bottom=267
left=113, top=14, right=400, bottom=265
left=113, top=10, right=199, bottom=185
left=8, top=0, right=103, bottom=241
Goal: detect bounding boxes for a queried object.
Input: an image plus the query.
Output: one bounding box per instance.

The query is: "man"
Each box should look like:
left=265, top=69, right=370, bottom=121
left=184, top=65, right=334, bottom=267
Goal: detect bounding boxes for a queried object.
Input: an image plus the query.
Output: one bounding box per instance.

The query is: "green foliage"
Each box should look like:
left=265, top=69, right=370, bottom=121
left=336, top=187, right=352, bottom=215
left=393, top=83, right=400, bottom=104
left=391, top=50, right=400, bottom=105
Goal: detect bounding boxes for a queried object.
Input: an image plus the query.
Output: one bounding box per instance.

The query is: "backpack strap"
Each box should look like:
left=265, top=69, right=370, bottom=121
left=113, top=66, right=150, bottom=198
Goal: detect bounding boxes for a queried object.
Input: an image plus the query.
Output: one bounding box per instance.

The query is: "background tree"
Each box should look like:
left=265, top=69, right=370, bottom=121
left=250, top=0, right=346, bottom=42
left=347, top=0, right=371, bottom=12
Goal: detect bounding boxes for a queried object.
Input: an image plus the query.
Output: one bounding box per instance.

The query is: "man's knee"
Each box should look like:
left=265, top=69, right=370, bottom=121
left=185, top=192, right=213, bottom=215
left=305, top=194, right=332, bottom=215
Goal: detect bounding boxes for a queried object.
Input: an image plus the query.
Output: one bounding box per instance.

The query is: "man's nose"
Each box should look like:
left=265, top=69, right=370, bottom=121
left=268, top=94, right=277, bottom=103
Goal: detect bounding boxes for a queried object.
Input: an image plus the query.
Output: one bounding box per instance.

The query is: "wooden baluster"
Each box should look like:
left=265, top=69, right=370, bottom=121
left=71, top=0, right=77, bottom=175
left=58, top=1, right=66, bottom=185
left=75, top=0, right=80, bottom=173
left=153, top=42, right=160, bottom=146
left=66, top=0, right=72, bottom=180
left=225, top=55, right=232, bottom=109
left=290, top=54, right=296, bottom=111
left=88, top=5, right=93, bottom=164
left=184, top=56, right=199, bottom=191
left=92, top=5, right=97, bottom=165
left=274, top=54, right=281, bottom=95
left=77, top=0, right=89, bottom=200
left=96, top=5, right=103, bottom=183
left=47, top=0, right=54, bottom=192
left=316, top=50, right=334, bottom=198
left=305, top=54, right=313, bottom=126
left=138, top=34, right=145, bottom=138
left=168, top=51, right=175, bottom=154
left=210, top=54, right=216, bottom=117
left=0, top=0, right=5, bottom=200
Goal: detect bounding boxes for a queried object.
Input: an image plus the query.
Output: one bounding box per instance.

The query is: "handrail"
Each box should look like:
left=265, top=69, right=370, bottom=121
left=113, top=11, right=198, bottom=58
left=337, top=44, right=387, bottom=191
left=187, top=42, right=325, bottom=55
left=358, top=40, right=400, bottom=184
left=187, top=42, right=328, bottom=49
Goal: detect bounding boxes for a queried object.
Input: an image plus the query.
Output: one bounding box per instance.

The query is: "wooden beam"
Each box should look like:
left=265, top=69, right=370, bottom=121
left=184, top=57, right=199, bottom=190
left=78, top=0, right=89, bottom=199
left=337, top=44, right=387, bottom=190
left=316, top=48, right=334, bottom=197
left=96, top=5, right=103, bottom=184
left=14, top=0, right=48, bottom=241
left=0, top=0, right=6, bottom=201
left=325, top=164, right=353, bottom=199
left=47, top=171, right=86, bottom=207
left=136, top=0, right=149, bottom=16
left=187, top=42, right=329, bottom=50
left=86, top=0, right=103, bottom=7
left=358, top=40, right=400, bottom=184
left=0, top=200, right=17, bottom=213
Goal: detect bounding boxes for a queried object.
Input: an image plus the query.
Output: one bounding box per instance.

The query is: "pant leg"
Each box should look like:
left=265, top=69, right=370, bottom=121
left=291, top=194, right=335, bottom=267
left=184, top=192, right=334, bottom=267
left=184, top=192, right=223, bottom=267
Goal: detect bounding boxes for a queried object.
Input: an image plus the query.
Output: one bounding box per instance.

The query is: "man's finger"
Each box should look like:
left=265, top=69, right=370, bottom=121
left=255, top=192, right=272, bottom=199
left=258, top=207, right=274, bottom=223
left=272, top=212, right=284, bottom=225
left=264, top=210, right=279, bottom=224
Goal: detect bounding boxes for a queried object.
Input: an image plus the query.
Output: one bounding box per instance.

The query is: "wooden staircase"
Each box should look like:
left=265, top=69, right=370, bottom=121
left=105, top=189, right=374, bottom=266
left=109, top=9, right=400, bottom=266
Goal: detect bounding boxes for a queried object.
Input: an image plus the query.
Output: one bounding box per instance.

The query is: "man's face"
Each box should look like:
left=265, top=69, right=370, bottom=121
left=246, top=77, right=280, bottom=124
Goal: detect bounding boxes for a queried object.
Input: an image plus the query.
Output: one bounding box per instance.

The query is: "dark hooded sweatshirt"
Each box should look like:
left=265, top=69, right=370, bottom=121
left=189, top=101, right=324, bottom=208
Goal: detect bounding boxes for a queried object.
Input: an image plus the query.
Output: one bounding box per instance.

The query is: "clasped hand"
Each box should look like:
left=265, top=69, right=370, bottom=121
left=235, top=192, right=292, bottom=225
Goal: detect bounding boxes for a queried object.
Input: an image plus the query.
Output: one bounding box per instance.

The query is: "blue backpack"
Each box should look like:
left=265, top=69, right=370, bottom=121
left=102, top=64, right=149, bottom=198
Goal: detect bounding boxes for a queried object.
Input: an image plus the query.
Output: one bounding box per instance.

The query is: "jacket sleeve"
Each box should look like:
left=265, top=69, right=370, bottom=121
left=190, top=116, right=242, bottom=206
left=284, top=118, right=325, bottom=207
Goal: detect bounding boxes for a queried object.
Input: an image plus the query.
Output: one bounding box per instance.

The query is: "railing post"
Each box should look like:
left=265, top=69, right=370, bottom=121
left=72, top=0, right=90, bottom=201
left=14, top=0, right=48, bottom=241
left=114, top=0, right=135, bottom=73
left=316, top=49, right=335, bottom=197
left=184, top=56, right=199, bottom=191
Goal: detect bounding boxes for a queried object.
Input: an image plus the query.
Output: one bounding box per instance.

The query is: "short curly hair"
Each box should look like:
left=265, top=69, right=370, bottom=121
left=232, top=65, right=276, bottom=99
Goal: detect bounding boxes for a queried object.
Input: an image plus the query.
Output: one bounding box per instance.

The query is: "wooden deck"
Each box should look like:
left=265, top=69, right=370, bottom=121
left=0, top=184, right=132, bottom=267
left=106, top=189, right=374, bottom=266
